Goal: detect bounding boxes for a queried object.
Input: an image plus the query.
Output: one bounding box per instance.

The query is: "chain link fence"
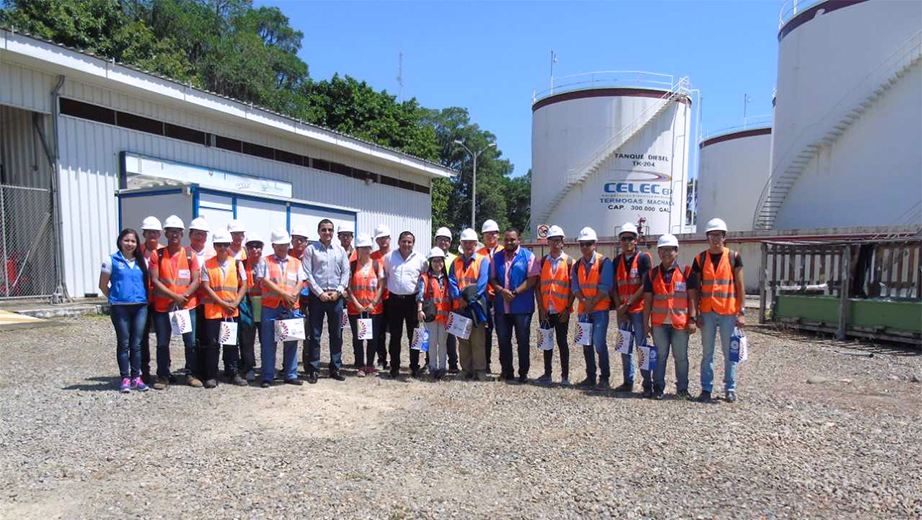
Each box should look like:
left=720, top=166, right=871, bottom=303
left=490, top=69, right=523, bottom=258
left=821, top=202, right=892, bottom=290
left=0, top=184, right=59, bottom=299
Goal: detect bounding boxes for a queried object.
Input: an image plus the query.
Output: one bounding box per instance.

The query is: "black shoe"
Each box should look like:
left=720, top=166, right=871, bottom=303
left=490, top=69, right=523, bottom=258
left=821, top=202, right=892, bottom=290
left=653, top=387, right=665, bottom=400
left=698, top=390, right=714, bottom=403
left=641, top=387, right=654, bottom=398
left=330, top=371, right=345, bottom=381
left=307, top=372, right=319, bottom=384
left=284, top=378, right=303, bottom=386
left=726, top=391, right=738, bottom=403
left=448, top=366, right=459, bottom=374
left=517, top=375, right=529, bottom=384
left=613, top=382, right=634, bottom=393
left=463, top=372, right=475, bottom=380
left=595, top=380, right=611, bottom=390
left=410, top=368, right=420, bottom=378
left=577, top=378, right=596, bottom=388
left=260, top=381, right=271, bottom=388
left=676, top=389, right=691, bottom=400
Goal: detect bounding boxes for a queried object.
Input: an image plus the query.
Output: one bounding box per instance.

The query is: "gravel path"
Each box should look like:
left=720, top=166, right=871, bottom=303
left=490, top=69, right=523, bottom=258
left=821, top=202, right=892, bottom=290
left=1, top=315, right=920, bottom=519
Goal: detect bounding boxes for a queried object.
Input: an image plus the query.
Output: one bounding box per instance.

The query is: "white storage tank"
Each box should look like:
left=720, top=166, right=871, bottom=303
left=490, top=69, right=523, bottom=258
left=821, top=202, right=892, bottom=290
left=531, top=72, right=693, bottom=238
left=756, top=0, right=922, bottom=230
left=697, top=125, right=772, bottom=232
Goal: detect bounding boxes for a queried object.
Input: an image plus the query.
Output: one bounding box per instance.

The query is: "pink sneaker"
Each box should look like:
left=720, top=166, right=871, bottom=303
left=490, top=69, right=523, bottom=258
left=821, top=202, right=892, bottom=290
left=132, top=377, right=149, bottom=392
left=119, top=378, right=131, bottom=393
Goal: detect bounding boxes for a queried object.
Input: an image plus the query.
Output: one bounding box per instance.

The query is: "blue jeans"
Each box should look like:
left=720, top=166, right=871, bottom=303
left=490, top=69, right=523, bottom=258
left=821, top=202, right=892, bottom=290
left=259, top=305, right=300, bottom=383
left=652, top=325, right=689, bottom=392
left=307, top=294, right=344, bottom=373
left=495, top=311, right=533, bottom=379
left=618, top=311, right=652, bottom=389
left=152, top=309, right=197, bottom=379
left=582, top=311, right=610, bottom=383
left=110, top=304, right=147, bottom=379
left=700, top=311, right=739, bottom=392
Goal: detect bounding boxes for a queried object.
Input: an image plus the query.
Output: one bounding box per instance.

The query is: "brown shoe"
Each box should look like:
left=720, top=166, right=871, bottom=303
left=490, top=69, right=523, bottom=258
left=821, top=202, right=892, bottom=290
left=187, top=375, right=204, bottom=388
left=153, top=377, right=169, bottom=390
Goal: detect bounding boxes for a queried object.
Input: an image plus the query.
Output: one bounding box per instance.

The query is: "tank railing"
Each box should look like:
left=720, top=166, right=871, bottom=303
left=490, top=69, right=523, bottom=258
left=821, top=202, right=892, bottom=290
left=700, top=114, right=773, bottom=142
left=778, top=0, right=825, bottom=29
left=753, top=29, right=922, bottom=230
left=533, top=70, right=675, bottom=103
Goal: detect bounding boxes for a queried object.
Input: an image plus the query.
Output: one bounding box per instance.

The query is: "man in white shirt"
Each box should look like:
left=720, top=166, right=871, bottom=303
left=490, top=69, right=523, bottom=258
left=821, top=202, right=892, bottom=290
left=383, top=231, right=428, bottom=378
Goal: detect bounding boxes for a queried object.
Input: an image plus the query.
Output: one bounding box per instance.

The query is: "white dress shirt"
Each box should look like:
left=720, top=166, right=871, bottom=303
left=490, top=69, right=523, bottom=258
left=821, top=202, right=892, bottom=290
left=384, top=249, right=428, bottom=295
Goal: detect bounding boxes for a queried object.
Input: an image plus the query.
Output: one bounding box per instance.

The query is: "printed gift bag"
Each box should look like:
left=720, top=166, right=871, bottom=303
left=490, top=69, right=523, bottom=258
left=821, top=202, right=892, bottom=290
left=219, top=320, right=238, bottom=346
left=574, top=315, right=593, bottom=346
left=446, top=312, right=473, bottom=340
left=341, top=310, right=349, bottom=329
left=274, top=315, right=306, bottom=341
left=638, top=345, right=658, bottom=372
left=169, top=308, right=192, bottom=336
left=536, top=321, right=555, bottom=351
left=729, top=327, right=749, bottom=362
left=356, top=316, right=374, bottom=341
left=410, top=327, right=429, bottom=352
left=614, top=328, right=633, bottom=355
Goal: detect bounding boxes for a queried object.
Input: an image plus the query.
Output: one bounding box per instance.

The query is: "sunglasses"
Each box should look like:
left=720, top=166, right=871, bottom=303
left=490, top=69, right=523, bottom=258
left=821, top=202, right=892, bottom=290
left=246, top=244, right=262, bottom=249
left=620, top=235, right=637, bottom=242
left=579, top=242, right=595, bottom=248
left=214, top=243, right=229, bottom=248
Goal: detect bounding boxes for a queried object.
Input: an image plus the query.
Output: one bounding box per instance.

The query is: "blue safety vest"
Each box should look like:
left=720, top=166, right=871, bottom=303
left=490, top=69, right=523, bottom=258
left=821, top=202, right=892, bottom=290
left=492, top=247, right=536, bottom=315
left=108, top=251, right=147, bottom=304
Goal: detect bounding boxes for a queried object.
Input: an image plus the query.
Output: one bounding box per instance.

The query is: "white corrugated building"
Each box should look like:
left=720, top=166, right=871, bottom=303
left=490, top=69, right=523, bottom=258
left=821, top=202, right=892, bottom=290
left=0, top=29, right=454, bottom=300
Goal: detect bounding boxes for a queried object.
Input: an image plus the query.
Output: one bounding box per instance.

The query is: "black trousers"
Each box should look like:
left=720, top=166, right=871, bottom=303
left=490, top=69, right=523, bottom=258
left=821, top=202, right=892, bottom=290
left=542, top=314, right=570, bottom=379
left=386, top=294, right=419, bottom=373
left=349, top=313, right=382, bottom=367
left=238, top=316, right=258, bottom=374
left=203, top=318, right=240, bottom=382
left=195, top=305, right=207, bottom=377
left=300, top=295, right=311, bottom=372
left=139, top=302, right=155, bottom=377
left=376, top=300, right=389, bottom=367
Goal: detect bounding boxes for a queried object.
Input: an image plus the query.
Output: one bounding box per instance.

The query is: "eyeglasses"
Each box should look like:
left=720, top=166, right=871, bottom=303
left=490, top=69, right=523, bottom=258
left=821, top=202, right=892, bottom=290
left=291, top=236, right=307, bottom=243
left=620, top=235, right=636, bottom=242
left=214, top=243, right=229, bottom=248
left=579, top=242, right=595, bottom=248
left=246, top=244, right=262, bottom=249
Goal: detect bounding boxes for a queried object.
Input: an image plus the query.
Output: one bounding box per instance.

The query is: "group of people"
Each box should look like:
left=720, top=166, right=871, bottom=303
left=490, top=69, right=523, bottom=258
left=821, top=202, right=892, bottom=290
left=100, top=214, right=745, bottom=403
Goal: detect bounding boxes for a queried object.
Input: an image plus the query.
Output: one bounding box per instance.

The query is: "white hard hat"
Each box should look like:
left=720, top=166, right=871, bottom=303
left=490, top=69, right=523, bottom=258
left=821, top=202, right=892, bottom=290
left=619, top=222, right=639, bottom=237
left=212, top=230, right=232, bottom=244
left=290, top=225, right=310, bottom=239
left=163, top=215, right=184, bottom=230
left=337, top=224, right=353, bottom=235
left=460, top=228, right=478, bottom=242
left=270, top=228, right=291, bottom=245
left=355, top=233, right=373, bottom=248
left=141, top=216, right=162, bottom=231
left=227, top=220, right=245, bottom=233
left=374, top=224, right=391, bottom=239
left=657, top=234, right=679, bottom=249
left=427, top=247, right=446, bottom=260
left=705, top=218, right=728, bottom=234
left=546, top=225, right=565, bottom=239
left=481, top=219, right=499, bottom=234
left=577, top=227, right=598, bottom=242
left=435, top=227, right=452, bottom=240
left=189, top=217, right=209, bottom=232
left=245, top=232, right=264, bottom=246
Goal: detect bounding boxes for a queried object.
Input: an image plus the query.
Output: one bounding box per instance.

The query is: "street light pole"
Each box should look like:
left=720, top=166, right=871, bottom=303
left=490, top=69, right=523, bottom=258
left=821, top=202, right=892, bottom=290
left=454, top=140, right=496, bottom=230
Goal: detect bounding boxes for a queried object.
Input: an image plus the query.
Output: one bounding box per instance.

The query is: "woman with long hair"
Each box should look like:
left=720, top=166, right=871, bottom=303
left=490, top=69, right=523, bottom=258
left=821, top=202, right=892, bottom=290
left=98, top=228, right=150, bottom=393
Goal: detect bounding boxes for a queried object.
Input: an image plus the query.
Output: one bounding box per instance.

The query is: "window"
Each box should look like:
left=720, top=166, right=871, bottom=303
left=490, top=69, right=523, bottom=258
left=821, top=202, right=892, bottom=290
left=242, top=142, right=275, bottom=160
left=165, top=124, right=207, bottom=145
left=215, top=136, right=242, bottom=153
left=59, top=98, right=115, bottom=125
left=116, top=112, right=164, bottom=135
left=275, top=149, right=303, bottom=166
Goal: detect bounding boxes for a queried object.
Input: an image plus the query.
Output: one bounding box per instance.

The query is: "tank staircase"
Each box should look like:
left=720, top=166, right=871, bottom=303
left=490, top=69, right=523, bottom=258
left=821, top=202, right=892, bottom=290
left=535, top=77, right=691, bottom=226
left=753, top=30, right=922, bottom=230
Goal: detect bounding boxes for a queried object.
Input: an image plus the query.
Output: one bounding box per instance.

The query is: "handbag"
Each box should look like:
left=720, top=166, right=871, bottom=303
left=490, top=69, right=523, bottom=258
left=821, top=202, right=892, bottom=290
left=356, top=312, right=374, bottom=340
left=638, top=345, right=658, bottom=372
left=410, top=327, right=430, bottom=352
left=274, top=310, right=306, bottom=341
left=219, top=318, right=238, bottom=346
left=446, top=312, right=472, bottom=340
left=614, top=328, right=633, bottom=355
left=729, top=327, right=748, bottom=362
left=574, top=314, right=593, bottom=346
left=537, top=320, right=555, bottom=351
left=169, top=307, right=192, bottom=336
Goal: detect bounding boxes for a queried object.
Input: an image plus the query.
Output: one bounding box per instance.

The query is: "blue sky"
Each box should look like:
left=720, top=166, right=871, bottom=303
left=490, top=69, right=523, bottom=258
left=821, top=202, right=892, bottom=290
left=256, top=1, right=782, bottom=178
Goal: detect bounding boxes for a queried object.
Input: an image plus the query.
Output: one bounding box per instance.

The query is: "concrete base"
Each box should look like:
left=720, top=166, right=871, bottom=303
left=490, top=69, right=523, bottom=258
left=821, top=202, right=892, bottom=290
left=0, top=298, right=109, bottom=319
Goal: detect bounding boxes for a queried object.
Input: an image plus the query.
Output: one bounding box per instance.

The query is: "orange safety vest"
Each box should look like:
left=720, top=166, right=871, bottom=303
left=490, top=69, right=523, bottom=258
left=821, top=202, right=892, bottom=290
left=452, top=253, right=485, bottom=311
left=421, top=271, right=451, bottom=325
left=615, top=251, right=651, bottom=314
left=650, top=265, right=691, bottom=329
left=152, top=247, right=196, bottom=313
left=698, top=248, right=739, bottom=316
left=371, top=250, right=389, bottom=301
left=576, top=253, right=610, bottom=314
left=140, top=242, right=163, bottom=302
left=203, top=257, right=241, bottom=319
left=348, top=258, right=383, bottom=315
left=539, top=253, right=573, bottom=314
left=261, top=255, right=301, bottom=309
left=477, top=245, right=503, bottom=300
left=245, top=258, right=262, bottom=296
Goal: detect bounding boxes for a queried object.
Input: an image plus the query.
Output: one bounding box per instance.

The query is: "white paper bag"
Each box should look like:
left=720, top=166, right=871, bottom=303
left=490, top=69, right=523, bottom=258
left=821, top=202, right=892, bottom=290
left=219, top=321, right=238, bottom=346
left=410, top=327, right=429, bottom=352
left=730, top=328, right=748, bottom=362
left=356, top=317, right=374, bottom=340
left=274, top=317, right=306, bottom=341
left=169, top=308, right=192, bottom=336
left=574, top=321, right=593, bottom=346
left=536, top=325, right=555, bottom=351
left=638, top=345, right=658, bottom=372
left=446, top=312, right=472, bottom=340
left=614, top=328, right=633, bottom=355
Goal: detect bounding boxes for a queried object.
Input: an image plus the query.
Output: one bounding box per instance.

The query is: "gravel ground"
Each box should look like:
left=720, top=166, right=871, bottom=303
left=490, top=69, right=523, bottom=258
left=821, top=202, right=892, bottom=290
left=1, top=314, right=920, bottom=520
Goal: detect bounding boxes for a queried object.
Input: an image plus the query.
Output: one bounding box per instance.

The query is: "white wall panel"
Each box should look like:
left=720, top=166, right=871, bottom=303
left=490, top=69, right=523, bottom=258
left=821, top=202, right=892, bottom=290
left=0, top=61, right=54, bottom=114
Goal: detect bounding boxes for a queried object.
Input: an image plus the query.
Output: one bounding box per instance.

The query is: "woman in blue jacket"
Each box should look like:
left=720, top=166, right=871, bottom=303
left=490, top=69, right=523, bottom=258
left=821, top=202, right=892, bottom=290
left=98, top=228, right=150, bottom=393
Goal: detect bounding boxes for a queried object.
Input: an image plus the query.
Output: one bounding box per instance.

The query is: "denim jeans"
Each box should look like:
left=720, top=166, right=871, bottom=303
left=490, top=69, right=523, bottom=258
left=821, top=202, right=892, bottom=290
left=652, top=325, right=689, bottom=392
left=152, top=309, right=197, bottom=379
left=484, top=304, right=495, bottom=371
left=259, top=305, right=300, bottom=383
left=700, top=311, right=739, bottom=392
left=110, top=304, right=147, bottom=379
left=495, top=311, right=533, bottom=379
left=618, top=311, right=652, bottom=389
left=582, top=310, right=610, bottom=383
left=307, top=294, right=344, bottom=374
left=349, top=313, right=382, bottom=367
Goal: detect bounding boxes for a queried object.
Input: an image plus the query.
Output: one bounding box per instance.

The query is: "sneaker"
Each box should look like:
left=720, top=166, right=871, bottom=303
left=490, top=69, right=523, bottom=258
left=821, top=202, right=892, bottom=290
left=187, top=375, right=204, bottom=388
left=653, top=387, right=665, bottom=400
left=260, top=381, right=271, bottom=388
left=356, top=368, right=366, bottom=378
left=132, top=377, right=149, bottom=392
left=153, top=377, right=169, bottom=390
left=595, top=380, right=611, bottom=390
left=698, top=390, right=714, bottom=403
left=245, top=369, right=256, bottom=382
left=204, top=379, right=218, bottom=389
left=613, top=382, right=634, bottom=393
left=577, top=377, right=597, bottom=388
left=307, top=372, right=319, bottom=384
left=676, top=389, right=691, bottom=400
left=475, top=371, right=494, bottom=382
left=536, top=374, right=552, bottom=385
left=365, top=366, right=376, bottom=375
left=231, top=374, right=247, bottom=387
left=560, top=378, right=571, bottom=387
left=726, top=391, right=738, bottom=403
left=119, top=378, right=131, bottom=393
left=284, top=378, right=303, bottom=386
left=641, top=387, right=654, bottom=398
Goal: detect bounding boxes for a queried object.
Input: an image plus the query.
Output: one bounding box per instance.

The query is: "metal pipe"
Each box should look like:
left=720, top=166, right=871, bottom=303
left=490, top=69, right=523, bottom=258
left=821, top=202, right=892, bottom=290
left=49, top=74, right=69, bottom=302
